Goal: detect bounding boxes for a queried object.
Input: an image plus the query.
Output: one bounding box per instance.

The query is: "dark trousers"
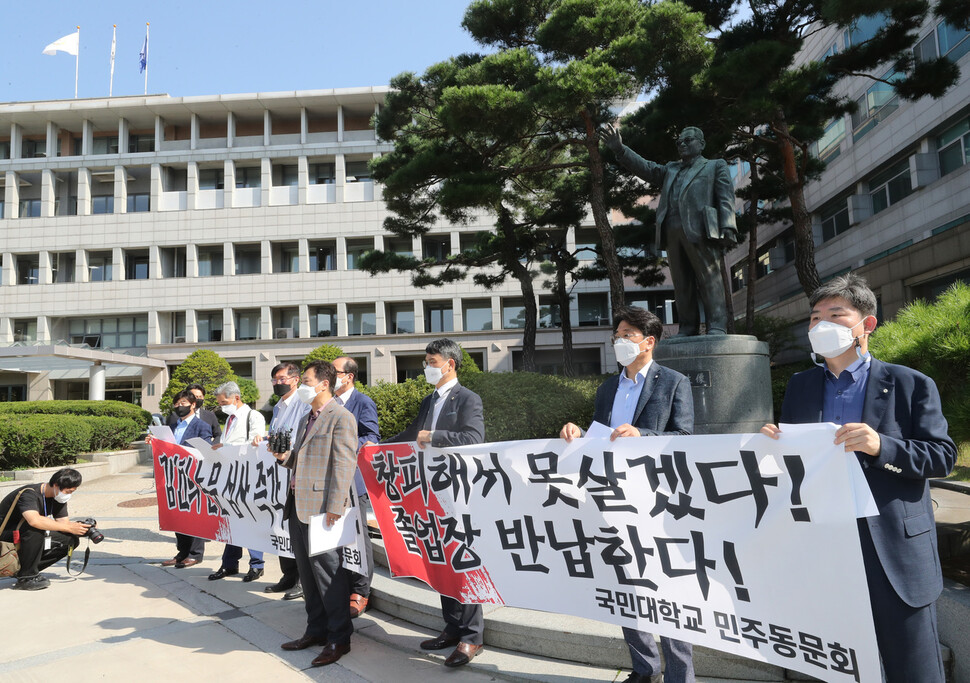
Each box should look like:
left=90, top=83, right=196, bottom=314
left=623, top=628, right=694, bottom=681
left=1, top=526, right=79, bottom=578
left=174, top=533, right=205, bottom=562
left=278, top=555, right=300, bottom=587
left=220, top=544, right=264, bottom=570
left=664, top=217, right=728, bottom=334
left=441, top=595, right=484, bottom=645
left=286, top=495, right=353, bottom=645
left=859, top=520, right=945, bottom=682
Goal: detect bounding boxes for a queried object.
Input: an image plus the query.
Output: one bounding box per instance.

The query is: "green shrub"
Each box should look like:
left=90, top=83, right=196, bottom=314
left=869, top=282, right=970, bottom=442
left=457, top=346, right=483, bottom=384
left=358, top=378, right=434, bottom=440
left=464, top=373, right=603, bottom=441
left=85, top=417, right=144, bottom=452
left=0, top=400, right=151, bottom=427
left=303, top=343, right=345, bottom=366
left=161, top=349, right=250, bottom=414
left=0, top=414, right=93, bottom=469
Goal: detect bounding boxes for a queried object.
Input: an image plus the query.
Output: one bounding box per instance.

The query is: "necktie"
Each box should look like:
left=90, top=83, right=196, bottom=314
left=226, top=415, right=235, bottom=435
left=424, top=391, right=440, bottom=430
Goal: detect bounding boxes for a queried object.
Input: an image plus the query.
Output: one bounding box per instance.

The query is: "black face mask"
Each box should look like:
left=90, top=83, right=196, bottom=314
left=272, top=383, right=291, bottom=397
left=174, top=405, right=192, bottom=418
left=194, top=398, right=205, bottom=409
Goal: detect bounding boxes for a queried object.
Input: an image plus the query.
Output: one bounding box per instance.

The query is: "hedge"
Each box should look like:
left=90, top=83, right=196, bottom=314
left=358, top=372, right=604, bottom=443
left=0, top=400, right=152, bottom=427
left=0, top=414, right=94, bottom=469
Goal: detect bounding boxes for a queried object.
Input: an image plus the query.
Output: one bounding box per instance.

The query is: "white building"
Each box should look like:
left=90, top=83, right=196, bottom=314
left=0, top=88, right=674, bottom=411
left=725, top=16, right=970, bottom=331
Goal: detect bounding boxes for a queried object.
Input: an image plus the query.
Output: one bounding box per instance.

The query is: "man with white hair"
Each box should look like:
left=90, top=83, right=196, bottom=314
left=209, top=380, right=268, bottom=582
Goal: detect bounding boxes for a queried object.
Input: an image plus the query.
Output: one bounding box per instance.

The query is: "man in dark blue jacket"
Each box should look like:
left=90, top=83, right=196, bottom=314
left=561, top=306, right=694, bottom=683
left=762, top=272, right=956, bottom=682
left=333, top=356, right=380, bottom=618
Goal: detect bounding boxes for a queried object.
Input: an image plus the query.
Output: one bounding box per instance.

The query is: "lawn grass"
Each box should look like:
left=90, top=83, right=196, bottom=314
left=946, top=442, right=970, bottom=482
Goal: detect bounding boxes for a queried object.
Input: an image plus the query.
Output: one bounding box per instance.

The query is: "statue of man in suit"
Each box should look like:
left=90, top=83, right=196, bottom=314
left=600, top=124, right=738, bottom=336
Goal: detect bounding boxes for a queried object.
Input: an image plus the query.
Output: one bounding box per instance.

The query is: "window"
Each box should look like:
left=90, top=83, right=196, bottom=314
left=425, top=302, right=454, bottom=333
left=346, top=240, right=372, bottom=269
left=309, top=241, right=336, bottom=271
left=234, top=244, right=261, bottom=275
left=16, top=255, right=39, bottom=285
left=235, top=167, right=261, bottom=188
left=19, top=199, right=41, bottom=218
left=235, top=310, right=261, bottom=341
left=168, top=312, right=186, bottom=343
left=52, top=252, right=75, bottom=283
left=197, top=245, right=224, bottom=277
left=70, top=315, right=148, bottom=348
left=13, top=319, right=37, bottom=342
left=812, top=117, right=846, bottom=162
left=128, top=135, right=155, bottom=153
left=92, top=195, right=114, bottom=214
left=0, top=200, right=4, bottom=218
left=463, top=300, right=492, bottom=331
left=279, top=165, right=299, bottom=187
left=310, top=306, right=337, bottom=337
left=386, top=237, right=413, bottom=257
left=844, top=14, right=885, bottom=47
left=869, top=160, right=913, bottom=214
left=22, top=139, right=45, bottom=158
left=309, top=163, right=335, bottom=185
left=938, top=117, right=970, bottom=176
left=574, top=229, right=599, bottom=261
left=820, top=199, right=851, bottom=242
left=914, top=32, right=939, bottom=63
left=731, top=261, right=747, bottom=292
left=274, top=308, right=300, bottom=337
left=851, top=68, right=902, bottom=141
left=578, top=293, right=609, bottom=327
left=502, top=299, right=528, bottom=329
left=87, top=251, right=113, bottom=281
left=756, top=250, right=772, bottom=279
left=938, top=21, right=970, bottom=62
left=91, top=136, right=119, bottom=155
left=422, top=236, right=451, bottom=263
left=196, top=311, right=224, bottom=342
left=347, top=305, right=376, bottom=335
left=199, top=168, right=224, bottom=190
left=538, top=298, right=562, bottom=329
left=387, top=303, right=415, bottom=334
left=275, top=243, right=300, bottom=273
left=0, top=141, right=9, bottom=159
left=127, top=194, right=150, bottom=212
left=124, top=250, right=150, bottom=280
left=160, top=247, right=186, bottom=278
left=345, top=160, right=371, bottom=182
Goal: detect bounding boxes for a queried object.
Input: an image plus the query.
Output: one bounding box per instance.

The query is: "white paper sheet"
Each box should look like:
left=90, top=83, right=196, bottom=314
left=585, top=421, right=614, bottom=439
left=308, top=506, right=359, bottom=556
left=149, top=425, right=176, bottom=443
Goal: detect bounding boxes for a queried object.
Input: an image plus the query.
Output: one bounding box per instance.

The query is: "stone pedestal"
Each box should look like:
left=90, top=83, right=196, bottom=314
left=654, top=334, right=772, bottom=435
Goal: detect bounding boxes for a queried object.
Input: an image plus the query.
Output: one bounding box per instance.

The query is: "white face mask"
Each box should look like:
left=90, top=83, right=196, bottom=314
left=220, top=403, right=237, bottom=416
left=808, top=319, right=865, bottom=359
left=296, top=383, right=318, bottom=404
left=54, top=490, right=72, bottom=504
left=613, top=338, right=643, bottom=367
left=424, top=365, right=444, bottom=385
left=334, top=376, right=344, bottom=392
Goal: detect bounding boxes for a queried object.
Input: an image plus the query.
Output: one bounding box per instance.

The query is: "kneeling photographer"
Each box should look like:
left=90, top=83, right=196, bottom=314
left=0, top=467, right=97, bottom=591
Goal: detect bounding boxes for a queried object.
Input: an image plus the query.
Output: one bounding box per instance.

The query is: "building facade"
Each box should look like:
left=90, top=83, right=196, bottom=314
left=0, top=88, right=674, bottom=411
left=726, top=15, right=970, bottom=333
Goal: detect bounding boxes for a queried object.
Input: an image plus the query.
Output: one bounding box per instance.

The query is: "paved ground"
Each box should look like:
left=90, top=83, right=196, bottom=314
left=0, top=465, right=545, bottom=683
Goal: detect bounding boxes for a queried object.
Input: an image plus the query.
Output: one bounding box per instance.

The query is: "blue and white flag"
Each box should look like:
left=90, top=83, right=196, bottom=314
left=139, top=34, right=148, bottom=73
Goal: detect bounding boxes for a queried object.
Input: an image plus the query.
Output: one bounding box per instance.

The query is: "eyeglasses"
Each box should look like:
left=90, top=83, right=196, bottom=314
left=422, top=360, right=450, bottom=369
left=611, top=331, right=645, bottom=343
left=335, top=370, right=349, bottom=376
left=271, top=377, right=297, bottom=384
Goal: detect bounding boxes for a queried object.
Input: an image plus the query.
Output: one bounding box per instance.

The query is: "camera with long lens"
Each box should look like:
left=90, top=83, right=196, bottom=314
left=74, top=517, right=104, bottom=544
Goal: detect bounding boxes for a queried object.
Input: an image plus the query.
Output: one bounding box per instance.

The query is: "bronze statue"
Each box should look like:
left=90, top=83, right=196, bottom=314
left=600, top=124, right=738, bottom=336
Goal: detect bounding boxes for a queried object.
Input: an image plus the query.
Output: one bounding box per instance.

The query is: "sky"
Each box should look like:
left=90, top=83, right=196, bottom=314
left=1, top=1, right=483, bottom=103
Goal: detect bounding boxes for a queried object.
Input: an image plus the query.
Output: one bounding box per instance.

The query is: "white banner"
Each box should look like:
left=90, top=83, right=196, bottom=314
left=362, top=425, right=880, bottom=682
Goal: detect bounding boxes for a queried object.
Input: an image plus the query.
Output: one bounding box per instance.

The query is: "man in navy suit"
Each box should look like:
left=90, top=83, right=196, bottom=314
left=332, top=356, right=380, bottom=618
left=378, top=338, right=486, bottom=668
left=561, top=305, right=694, bottom=683
left=159, top=389, right=214, bottom=568
left=762, top=273, right=956, bottom=682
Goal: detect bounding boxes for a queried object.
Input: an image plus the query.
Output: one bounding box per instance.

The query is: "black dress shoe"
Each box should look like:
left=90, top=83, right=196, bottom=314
left=311, top=641, right=351, bottom=666
left=208, top=567, right=239, bottom=580
left=242, top=567, right=264, bottom=582
left=283, top=583, right=303, bottom=600
left=280, top=634, right=327, bottom=651
left=420, top=631, right=461, bottom=651
left=621, top=673, right=662, bottom=683
left=264, top=579, right=296, bottom=593
left=444, top=642, right=483, bottom=667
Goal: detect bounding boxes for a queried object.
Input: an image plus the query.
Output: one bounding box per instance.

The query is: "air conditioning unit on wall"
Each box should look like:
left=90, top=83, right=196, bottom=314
left=173, top=336, right=186, bottom=344
left=274, top=327, right=295, bottom=339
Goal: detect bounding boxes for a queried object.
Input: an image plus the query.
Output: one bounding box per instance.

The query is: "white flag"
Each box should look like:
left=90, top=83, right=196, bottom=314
left=43, top=31, right=79, bottom=56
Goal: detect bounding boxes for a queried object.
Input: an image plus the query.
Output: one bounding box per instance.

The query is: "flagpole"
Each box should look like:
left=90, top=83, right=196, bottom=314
left=144, top=23, right=150, bottom=96
left=109, top=25, right=116, bottom=97
left=74, top=26, right=80, bottom=98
